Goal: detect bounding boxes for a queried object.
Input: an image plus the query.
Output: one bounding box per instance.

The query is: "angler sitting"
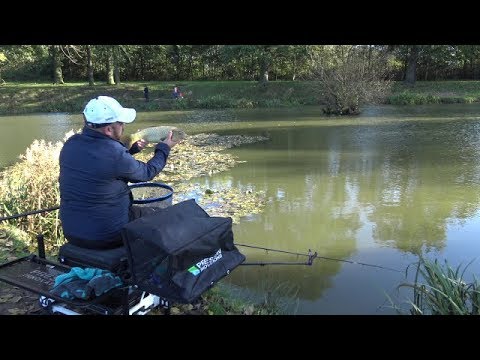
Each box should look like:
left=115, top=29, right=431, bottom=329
left=172, top=86, right=183, bottom=100
left=59, top=96, right=183, bottom=250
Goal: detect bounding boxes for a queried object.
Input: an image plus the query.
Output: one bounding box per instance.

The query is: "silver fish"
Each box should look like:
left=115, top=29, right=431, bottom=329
left=122, top=126, right=187, bottom=149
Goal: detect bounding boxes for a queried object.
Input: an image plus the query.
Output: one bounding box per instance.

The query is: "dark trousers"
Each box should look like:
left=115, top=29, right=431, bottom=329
left=66, top=205, right=162, bottom=250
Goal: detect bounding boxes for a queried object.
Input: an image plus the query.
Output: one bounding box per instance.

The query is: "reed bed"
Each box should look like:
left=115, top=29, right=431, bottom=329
left=394, top=256, right=480, bottom=315
left=0, top=134, right=74, bottom=251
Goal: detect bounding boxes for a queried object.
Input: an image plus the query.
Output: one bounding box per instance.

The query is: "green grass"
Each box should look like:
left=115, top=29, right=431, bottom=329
left=0, top=80, right=322, bottom=115
left=2, top=80, right=480, bottom=115
left=388, top=81, right=480, bottom=105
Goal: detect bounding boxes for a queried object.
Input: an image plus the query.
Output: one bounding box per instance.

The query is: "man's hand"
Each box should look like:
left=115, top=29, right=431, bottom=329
left=129, top=139, right=148, bottom=155
left=162, top=130, right=182, bottom=149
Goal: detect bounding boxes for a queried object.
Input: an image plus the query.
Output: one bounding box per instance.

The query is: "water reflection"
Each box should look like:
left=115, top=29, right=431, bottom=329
left=193, top=107, right=480, bottom=312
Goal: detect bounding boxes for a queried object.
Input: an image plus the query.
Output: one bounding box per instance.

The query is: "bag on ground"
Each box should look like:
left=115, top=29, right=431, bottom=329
left=121, top=199, right=245, bottom=303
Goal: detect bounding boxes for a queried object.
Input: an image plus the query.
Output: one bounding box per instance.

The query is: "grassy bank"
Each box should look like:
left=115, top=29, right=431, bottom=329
left=2, top=80, right=480, bottom=116
left=388, top=81, right=480, bottom=105
left=0, top=81, right=319, bottom=115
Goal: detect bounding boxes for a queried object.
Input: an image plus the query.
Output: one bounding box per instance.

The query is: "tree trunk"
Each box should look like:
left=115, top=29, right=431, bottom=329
left=261, top=70, right=268, bottom=83
left=51, top=45, right=64, bottom=84
left=404, top=45, right=419, bottom=86
left=292, top=53, right=297, bottom=81
left=472, top=55, right=478, bottom=80
left=367, top=45, right=373, bottom=72
left=113, top=47, right=120, bottom=85
left=86, top=45, right=94, bottom=86
left=139, top=49, right=145, bottom=80
left=172, top=45, right=181, bottom=81
left=106, top=50, right=114, bottom=85
left=259, top=46, right=271, bottom=85
left=114, top=67, right=120, bottom=85
left=260, top=58, right=269, bottom=85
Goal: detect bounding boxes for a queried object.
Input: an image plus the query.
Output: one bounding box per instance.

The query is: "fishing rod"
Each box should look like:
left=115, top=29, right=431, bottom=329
left=241, top=248, right=317, bottom=266
left=236, top=243, right=402, bottom=273
left=0, top=183, right=162, bottom=223
left=0, top=206, right=60, bottom=222
left=0, top=208, right=401, bottom=273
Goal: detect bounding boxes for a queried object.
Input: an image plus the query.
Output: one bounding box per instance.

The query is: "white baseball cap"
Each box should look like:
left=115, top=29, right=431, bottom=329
left=83, top=96, right=136, bottom=126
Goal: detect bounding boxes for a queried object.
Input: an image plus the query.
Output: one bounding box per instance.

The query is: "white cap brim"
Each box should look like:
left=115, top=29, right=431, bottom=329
left=118, top=108, right=136, bottom=123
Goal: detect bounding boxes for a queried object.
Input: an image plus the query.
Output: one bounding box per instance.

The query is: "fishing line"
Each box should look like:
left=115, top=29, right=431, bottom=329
left=236, top=243, right=403, bottom=273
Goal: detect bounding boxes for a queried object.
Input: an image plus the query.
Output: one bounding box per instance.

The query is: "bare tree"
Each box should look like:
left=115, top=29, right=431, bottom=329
left=311, top=45, right=393, bottom=115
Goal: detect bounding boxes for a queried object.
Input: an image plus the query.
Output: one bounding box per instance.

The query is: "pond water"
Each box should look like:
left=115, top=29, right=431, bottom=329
left=2, top=103, right=480, bottom=314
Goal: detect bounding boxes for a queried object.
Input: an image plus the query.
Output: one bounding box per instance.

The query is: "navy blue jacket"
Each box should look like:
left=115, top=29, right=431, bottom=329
left=59, top=126, right=171, bottom=244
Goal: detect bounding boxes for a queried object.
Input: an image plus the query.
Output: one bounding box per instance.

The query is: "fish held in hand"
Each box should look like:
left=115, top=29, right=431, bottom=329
left=122, top=126, right=187, bottom=149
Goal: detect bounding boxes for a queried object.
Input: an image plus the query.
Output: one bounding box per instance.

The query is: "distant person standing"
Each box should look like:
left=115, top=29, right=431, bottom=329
left=144, top=86, right=150, bottom=102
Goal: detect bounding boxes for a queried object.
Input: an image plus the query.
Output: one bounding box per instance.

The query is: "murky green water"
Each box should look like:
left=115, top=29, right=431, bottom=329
left=2, top=103, right=480, bottom=314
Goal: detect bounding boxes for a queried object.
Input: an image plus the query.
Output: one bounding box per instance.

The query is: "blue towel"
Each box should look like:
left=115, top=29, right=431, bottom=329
left=51, top=267, right=123, bottom=300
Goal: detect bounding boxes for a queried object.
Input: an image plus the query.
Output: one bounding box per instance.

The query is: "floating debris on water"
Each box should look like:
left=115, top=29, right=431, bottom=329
left=134, top=133, right=269, bottom=222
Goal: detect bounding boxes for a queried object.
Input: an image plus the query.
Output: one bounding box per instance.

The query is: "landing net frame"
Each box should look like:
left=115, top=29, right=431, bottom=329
left=129, top=182, right=173, bottom=205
